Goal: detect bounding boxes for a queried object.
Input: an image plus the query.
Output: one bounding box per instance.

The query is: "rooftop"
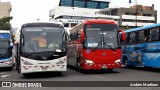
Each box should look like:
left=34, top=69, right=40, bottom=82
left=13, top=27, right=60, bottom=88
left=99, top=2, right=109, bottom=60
left=59, top=0, right=110, bottom=9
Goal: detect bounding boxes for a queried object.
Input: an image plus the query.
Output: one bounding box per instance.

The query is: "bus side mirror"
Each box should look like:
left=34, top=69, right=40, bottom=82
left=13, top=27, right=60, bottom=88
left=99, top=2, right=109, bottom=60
left=10, top=42, right=13, bottom=49
left=119, top=30, right=126, bottom=41
left=80, top=30, right=85, bottom=42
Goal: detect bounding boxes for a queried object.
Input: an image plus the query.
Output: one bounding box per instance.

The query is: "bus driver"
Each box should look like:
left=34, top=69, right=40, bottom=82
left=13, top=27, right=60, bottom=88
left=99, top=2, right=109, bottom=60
left=31, top=32, right=47, bottom=48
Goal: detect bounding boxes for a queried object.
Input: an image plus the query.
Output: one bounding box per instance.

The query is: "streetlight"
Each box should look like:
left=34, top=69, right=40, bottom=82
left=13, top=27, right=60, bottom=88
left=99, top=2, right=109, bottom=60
left=129, top=0, right=137, bottom=28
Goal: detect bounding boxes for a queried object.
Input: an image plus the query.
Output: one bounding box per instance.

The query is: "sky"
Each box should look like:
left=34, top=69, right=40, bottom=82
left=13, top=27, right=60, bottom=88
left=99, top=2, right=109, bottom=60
left=1, top=0, right=160, bottom=28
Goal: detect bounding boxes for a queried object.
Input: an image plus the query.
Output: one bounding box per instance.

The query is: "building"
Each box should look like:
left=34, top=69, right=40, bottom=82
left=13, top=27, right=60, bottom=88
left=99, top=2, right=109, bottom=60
left=96, top=4, right=157, bottom=29
left=59, top=0, right=110, bottom=9
left=0, top=1, right=12, bottom=18
left=49, top=0, right=113, bottom=32
left=50, top=0, right=157, bottom=31
left=49, top=6, right=115, bottom=32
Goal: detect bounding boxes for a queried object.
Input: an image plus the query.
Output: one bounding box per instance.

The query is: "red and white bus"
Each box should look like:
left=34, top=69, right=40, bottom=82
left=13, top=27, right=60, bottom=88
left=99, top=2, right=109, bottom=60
left=67, top=19, right=126, bottom=72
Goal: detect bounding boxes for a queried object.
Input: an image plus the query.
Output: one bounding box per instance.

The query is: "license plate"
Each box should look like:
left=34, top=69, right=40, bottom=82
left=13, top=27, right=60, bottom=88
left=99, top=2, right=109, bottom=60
left=42, top=67, right=48, bottom=70
left=102, top=65, right=107, bottom=69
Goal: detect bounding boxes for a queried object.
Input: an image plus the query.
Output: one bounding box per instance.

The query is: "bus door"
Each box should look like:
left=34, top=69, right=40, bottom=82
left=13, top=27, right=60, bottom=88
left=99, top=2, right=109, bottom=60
left=134, top=30, right=148, bottom=65
left=127, top=32, right=140, bottom=65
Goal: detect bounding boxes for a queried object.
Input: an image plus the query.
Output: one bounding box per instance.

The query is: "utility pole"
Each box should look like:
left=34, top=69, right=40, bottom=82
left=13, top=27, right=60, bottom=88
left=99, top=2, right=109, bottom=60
left=129, top=0, right=137, bottom=28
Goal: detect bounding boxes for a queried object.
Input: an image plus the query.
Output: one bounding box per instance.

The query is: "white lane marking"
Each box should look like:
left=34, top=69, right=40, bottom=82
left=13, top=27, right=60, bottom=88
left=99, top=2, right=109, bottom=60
left=92, top=75, right=104, bottom=79
left=1, top=75, right=10, bottom=78
left=0, top=72, right=6, bottom=74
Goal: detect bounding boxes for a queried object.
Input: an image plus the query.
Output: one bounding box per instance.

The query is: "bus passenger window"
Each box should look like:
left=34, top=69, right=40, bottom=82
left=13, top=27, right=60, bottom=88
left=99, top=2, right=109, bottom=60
left=71, top=23, right=78, bottom=28
left=150, top=28, right=159, bottom=41
left=77, top=30, right=81, bottom=39
left=137, top=30, right=145, bottom=42
left=143, top=30, right=150, bottom=42
left=63, top=23, right=69, bottom=27
left=129, top=32, right=136, bottom=43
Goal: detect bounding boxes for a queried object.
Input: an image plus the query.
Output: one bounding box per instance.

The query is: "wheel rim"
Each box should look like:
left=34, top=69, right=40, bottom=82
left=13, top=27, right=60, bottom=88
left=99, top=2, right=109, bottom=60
left=77, top=62, right=80, bottom=69
left=124, top=59, right=128, bottom=67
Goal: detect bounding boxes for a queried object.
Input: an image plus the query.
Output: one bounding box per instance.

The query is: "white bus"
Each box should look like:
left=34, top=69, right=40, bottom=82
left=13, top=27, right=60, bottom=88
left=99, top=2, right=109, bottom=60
left=16, top=21, right=68, bottom=76
left=0, top=30, right=14, bottom=70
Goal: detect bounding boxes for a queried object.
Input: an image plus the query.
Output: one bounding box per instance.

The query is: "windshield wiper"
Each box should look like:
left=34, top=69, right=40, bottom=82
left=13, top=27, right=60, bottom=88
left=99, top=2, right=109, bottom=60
left=103, top=42, right=116, bottom=52
left=101, top=31, right=116, bottom=52
left=25, top=51, right=56, bottom=58
left=92, top=41, right=102, bottom=52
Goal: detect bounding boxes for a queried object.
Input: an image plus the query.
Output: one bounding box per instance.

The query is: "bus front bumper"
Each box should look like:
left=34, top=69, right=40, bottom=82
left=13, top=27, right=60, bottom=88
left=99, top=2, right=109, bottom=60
left=0, top=58, right=14, bottom=68
left=20, top=56, right=67, bottom=74
left=81, top=62, right=122, bottom=70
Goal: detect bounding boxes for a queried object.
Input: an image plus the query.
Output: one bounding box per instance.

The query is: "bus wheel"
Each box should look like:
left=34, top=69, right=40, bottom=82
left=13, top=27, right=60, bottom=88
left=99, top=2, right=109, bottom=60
left=57, top=72, right=65, bottom=76
left=23, top=73, right=29, bottom=77
left=18, top=68, right=21, bottom=73
left=77, top=62, right=81, bottom=72
left=124, top=58, right=129, bottom=68
left=77, top=63, right=87, bottom=73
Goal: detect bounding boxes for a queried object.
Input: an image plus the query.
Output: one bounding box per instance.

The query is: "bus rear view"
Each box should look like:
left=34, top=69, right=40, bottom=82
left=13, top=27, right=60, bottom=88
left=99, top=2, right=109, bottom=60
left=16, top=22, right=68, bottom=75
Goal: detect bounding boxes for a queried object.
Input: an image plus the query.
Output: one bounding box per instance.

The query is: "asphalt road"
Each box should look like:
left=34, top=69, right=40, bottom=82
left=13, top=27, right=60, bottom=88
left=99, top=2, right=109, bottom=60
left=0, top=66, right=160, bottom=81
left=0, top=66, right=160, bottom=90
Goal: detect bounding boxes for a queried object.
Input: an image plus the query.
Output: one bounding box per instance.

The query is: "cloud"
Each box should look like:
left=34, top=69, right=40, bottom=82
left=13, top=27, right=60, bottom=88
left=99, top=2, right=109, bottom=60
left=1, top=0, right=60, bottom=27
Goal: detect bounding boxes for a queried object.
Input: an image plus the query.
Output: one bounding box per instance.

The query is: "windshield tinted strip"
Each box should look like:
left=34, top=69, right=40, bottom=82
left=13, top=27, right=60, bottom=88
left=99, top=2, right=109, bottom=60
left=22, top=23, right=64, bottom=28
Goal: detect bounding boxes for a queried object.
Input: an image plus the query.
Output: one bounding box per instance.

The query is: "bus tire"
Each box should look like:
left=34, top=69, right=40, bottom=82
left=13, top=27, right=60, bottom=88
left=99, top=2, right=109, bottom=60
left=57, top=72, right=65, bottom=75
left=124, top=58, right=134, bottom=68
left=18, top=68, right=21, bottom=73
left=124, top=58, right=129, bottom=68
left=77, top=61, right=81, bottom=72
left=23, top=73, right=29, bottom=77
left=77, top=57, right=82, bottom=72
left=77, top=61, right=86, bottom=73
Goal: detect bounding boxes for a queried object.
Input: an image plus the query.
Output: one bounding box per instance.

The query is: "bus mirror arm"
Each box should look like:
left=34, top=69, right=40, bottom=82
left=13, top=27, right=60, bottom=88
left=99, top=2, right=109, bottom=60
left=80, top=30, right=85, bottom=43
left=119, top=30, right=126, bottom=41
left=10, top=46, right=13, bottom=49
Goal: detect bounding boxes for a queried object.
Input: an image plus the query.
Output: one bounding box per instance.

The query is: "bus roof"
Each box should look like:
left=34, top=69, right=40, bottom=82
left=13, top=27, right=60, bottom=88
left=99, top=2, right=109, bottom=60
left=83, top=19, right=117, bottom=25
left=0, top=30, right=10, bottom=33
left=125, top=23, right=160, bottom=33
left=21, top=21, right=64, bottom=28
left=22, top=21, right=63, bottom=25
left=69, top=19, right=117, bottom=33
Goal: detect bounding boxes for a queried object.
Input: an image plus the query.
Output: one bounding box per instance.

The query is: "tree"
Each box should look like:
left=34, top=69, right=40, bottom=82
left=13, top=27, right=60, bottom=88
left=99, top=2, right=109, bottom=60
left=0, top=16, right=13, bottom=30
left=119, top=26, right=129, bottom=30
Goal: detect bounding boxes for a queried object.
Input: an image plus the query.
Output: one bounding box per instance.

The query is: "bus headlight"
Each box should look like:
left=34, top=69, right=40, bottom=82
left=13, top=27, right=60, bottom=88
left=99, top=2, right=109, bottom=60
left=114, top=59, right=121, bottom=63
left=5, top=60, right=13, bottom=65
left=84, top=59, right=94, bottom=64
left=56, top=58, right=66, bottom=64
left=56, top=60, right=65, bottom=64
left=22, top=60, right=33, bottom=65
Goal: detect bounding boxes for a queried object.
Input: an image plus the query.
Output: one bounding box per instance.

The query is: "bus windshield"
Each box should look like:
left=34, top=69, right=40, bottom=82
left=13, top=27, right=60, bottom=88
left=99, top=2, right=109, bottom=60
left=84, top=24, right=119, bottom=49
left=21, top=27, right=64, bottom=53
left=0, top=38, right=10, bottom=57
